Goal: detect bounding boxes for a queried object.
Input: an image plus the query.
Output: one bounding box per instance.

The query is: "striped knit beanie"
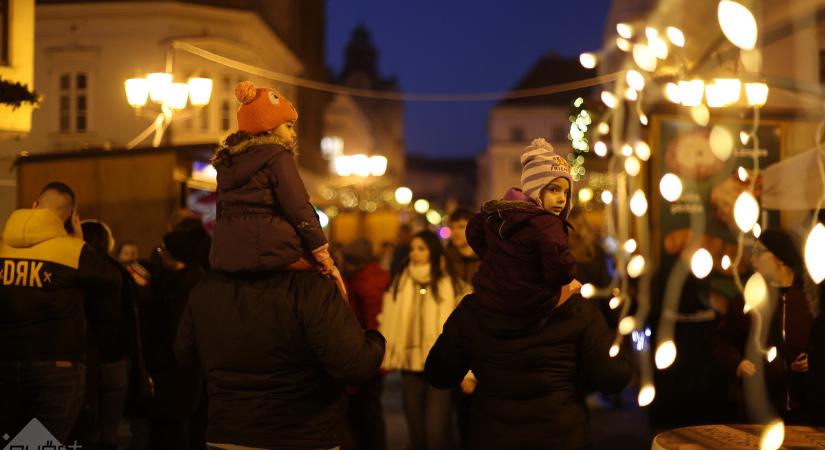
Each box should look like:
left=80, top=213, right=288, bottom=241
left=520, top=138, right=573, bottom=219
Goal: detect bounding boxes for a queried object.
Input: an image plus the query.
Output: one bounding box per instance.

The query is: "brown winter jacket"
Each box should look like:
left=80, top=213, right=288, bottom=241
left=467, top=200, right=576, bottom=318
left=210, top=134, right=327, bottom=272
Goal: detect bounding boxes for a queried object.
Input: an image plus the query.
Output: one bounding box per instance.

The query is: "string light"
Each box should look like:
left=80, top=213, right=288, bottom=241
left=601, top=191, right=614, bottom=204
left=691, top=248, right=714, bottom=279
left=759, top=420, right=785, bottom=450
left=625, top=156, right=641, bottom=176
left=745, top=82, right=769, bottom=106
left=634, top=141, right=651, bottom=161
left=710, top=125, right=735, bottom=161
left=734, top=191, right=759, bottom=232
left=743, top=272, right=768, bottom=313
left=609, top=296, right=621, bottom=309
left=616, top=37, right=632, bottom=52
left=659, top=173, right=683, bottom=202
left=630, top=190, right=648, bottom=216
left=767, top=346, right=777, bottom=363
left=619, top=316, right=636, bottom=335
left=617, top=23, right=633, bottom=39
left=666, top=26, right=685, bottom=47
left=594, top=141, right=608, bottom=157
left=627, top=255, right=646, bottom=278
left=624, top=239, right=637, bottom=253
left=805, top=223, right=825, bottom=283
left=664, top=82, right=682, bottom=104
left=718, top=0, right=758, bottom=50
left=601, top=91, right=617, bottom=108
left=679, top=80, right=705, bottom=107
left=609, top=344, right=620, bottom=357
left=633, top=44, right=658, bottom=72
left=579, top=52, right=597, bottom=69
left=638, top=385, right=656, bottom=407
left=581, top=283, right=596, bottom=298
left=655, top=340, right=677, bottom=369
left=738, top=167, right=749, bottom=181
left=626, top=70, right=645, bottom=91
left=722, top=255, right=732, bottom=270
left=621, top=144, right=634, bottom=157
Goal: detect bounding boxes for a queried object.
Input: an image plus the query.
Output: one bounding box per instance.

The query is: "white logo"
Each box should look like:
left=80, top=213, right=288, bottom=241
left=2, top=418, right=82, bottom=450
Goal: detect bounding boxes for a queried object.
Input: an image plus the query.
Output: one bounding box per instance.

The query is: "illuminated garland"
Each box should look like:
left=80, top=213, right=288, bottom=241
left=567, top=97, right=591, bottom=181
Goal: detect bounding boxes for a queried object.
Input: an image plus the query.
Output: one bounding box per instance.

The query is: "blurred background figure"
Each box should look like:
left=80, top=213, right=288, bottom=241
left=389, top=224, right=413, bottom=279
left=341, top=238, right=391, bottom=450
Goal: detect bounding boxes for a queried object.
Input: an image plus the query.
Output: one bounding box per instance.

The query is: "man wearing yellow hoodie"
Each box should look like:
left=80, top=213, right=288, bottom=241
left=0, top=182, right=121, bottom=443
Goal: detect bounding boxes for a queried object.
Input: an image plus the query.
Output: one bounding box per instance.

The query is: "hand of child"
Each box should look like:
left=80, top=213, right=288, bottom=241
left=460, top=371, right=477, bottom=394
left=311, top=244, right=335, bottom=276
left=791, top=353, right=809, bottom=373
left=736, top=359, right=756, bottom=378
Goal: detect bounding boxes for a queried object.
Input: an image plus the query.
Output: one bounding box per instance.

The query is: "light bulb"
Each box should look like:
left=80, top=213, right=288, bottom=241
left=648, top=34, right=669, bottom=59
left=623, top=239, right=637, bottom=253
left=625, top=156, right=641, bottom=176
left=745, top=82, right=769, bottom=107
left=722, top=255, right=732, bottom=270
left=738, top=167, right=749, bottom=182
left=633, top=44, right=658, bottom=72
left=394, top=187, right=413, bottom=205
left=609, top=344, right=620, bottom=357
left=718, top=0, right=758, bottom=50
left=578, top=188, right=594, bottom=203
left=601, top=191, right=613, bottom=204
left=690, top=105, right=710, bottom=127
left=759, top=420, right=785, bottom=450
left=655, top=340, right=677, bottom=369
left=625, top=88, right=638, bottom=101
left=635, top=141, right=651, bottom=161
left=664, top=82, right=682, bottom=104
left=125, top=78, right=149, bottom=107
left=601, top=91, right=617, bottom=109
left=621, top=144, right=634, bottom=157
left=640, top=114, right=649, bottom=126
left=594, top=141, right=608, bottom=157
left=414, top=199, right=430, bottom=214
left=753, top=223, right=762, bottom=238
left=767, top=346, right=777, bottom=363
left=805, top=223, right=825, bottom=283
left=619, top=316, right=636, bottom=335
left=743, top=272, right=768, bottom=313
left=691, top=248, right=713, bottom=279
left=579, top=52, right=597, bottom=69
left=617, top=23, right=633, bottom=39
left=679, top=80, right=705, bottom=107
left=426, top=209, right=442, bottom=226
left=638, top=385, right=656, bottom=407
left=581, top=283, right=596, bottom=298
left=710, top=125, right=735, bottom=161
left=616, top=37, right=632, bottom=52
left=733, top=191, right=759, bottom=232
left=627, top=254, right=645, bottom=278
left=630, top=190, right=648, bottom=216
left=626, top=70, right=645, bottom=91
left=609, top=296, right=621, bottom=310
left=666, top=26, right=685, bottom=47
left=659, top=173, right=683, bottom=202
left=597, top=123, right=610, bottom=135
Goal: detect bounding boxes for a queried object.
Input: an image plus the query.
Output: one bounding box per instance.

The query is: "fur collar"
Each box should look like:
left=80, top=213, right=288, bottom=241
left=481, top=199, right=541, bottom=214
left=211, top=132, right=297, bottom=166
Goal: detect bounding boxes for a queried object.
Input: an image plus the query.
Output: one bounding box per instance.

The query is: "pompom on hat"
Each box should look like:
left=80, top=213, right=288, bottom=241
left=520, top=138, right=574, bottom=219
left=235, top=80, right=298, bottom=135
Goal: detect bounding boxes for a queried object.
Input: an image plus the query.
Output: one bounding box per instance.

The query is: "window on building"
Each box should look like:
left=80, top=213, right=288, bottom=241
left=58, top=71, right=89, bottom=133
left=221, top=100, right=231, bottom=131
left=510, top=126, right=525, bottom=142
left=0, top=0, right=8, bottom=66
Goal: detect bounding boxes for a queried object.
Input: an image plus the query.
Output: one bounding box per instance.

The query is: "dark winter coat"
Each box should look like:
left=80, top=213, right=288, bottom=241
left=713, top=282, right=815, bottom=418
left=175, top=270, right=385, bottom=449
left=425, top=295, right=633, bottom=449
left=0, top=208, right=121, bottom=363
left=808, top=314, right=825, bottom=425
left=210, top=134, right=327, bottom=272
left=467, top=200, right=576, bottom=318
left=347, top=262, right=390, bottom=330
left=143, top=264, right=205, bottom=419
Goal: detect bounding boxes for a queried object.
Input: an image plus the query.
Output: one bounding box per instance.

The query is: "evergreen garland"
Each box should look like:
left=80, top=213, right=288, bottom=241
left=567, top=96, right=591, bottom=181
left=0, top=78, right=40, bottom=109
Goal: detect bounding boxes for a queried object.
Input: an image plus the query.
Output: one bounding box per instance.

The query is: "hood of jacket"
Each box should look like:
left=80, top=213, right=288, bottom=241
left=212, top=133, right=296, bottom=191
left=2, top=208, right=69, bottom=248
left=480, top=199, right=560, bottom=238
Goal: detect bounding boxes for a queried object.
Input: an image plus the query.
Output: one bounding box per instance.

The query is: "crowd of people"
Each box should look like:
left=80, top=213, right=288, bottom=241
left=0, top=80, right=823, bottom=450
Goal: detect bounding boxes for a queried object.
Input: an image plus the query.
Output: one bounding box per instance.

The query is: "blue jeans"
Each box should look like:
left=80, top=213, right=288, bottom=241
left=0, top=361, right=86, bottom=442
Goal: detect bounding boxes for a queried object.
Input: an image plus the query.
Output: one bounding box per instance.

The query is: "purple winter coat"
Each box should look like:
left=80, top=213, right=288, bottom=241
left=467, top=198, right=576, bottom=318
left=210, top=138, right=327, bottom=272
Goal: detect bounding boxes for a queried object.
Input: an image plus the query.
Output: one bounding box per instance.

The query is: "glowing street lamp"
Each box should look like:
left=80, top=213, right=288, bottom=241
left=125, top=78, right=149, bottom=107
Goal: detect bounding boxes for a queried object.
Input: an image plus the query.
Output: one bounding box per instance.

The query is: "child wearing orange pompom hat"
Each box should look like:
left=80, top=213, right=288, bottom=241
left=210, top=81, right=346, bottom=297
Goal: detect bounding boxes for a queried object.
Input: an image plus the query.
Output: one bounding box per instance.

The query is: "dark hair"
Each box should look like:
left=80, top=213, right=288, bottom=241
left=115, top=240, right=137, bottom=256
left=449, top=208, right=474, bottom=224
left=391, top=230, right=461, bottom=302
left=81, top=221, right=112, bottom=256
left=39, top=181, right=76, bottom=205
left=173, top=217, right=206, bottom=233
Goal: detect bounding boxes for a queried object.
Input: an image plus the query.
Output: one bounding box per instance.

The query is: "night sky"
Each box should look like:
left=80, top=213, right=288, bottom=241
left=326, top=0, right=613, bottom=159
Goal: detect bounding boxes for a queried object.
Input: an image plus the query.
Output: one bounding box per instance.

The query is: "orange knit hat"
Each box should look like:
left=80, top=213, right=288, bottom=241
left=235, top=81, right=298, bottom=135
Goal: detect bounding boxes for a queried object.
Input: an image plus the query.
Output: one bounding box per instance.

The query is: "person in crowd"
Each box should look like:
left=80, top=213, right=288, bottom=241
left=714, top=228, right=817, bottom=423
left=117, top=240, right=151, bottom=289
left=209, top=80, right=345, bottom=297
left=69, top=221, right=133, bottom=450
left=175, top=253, right=385, bottom=450
left=0, top=182, right=121, bottom=442
left=379, top=230, right=467, bottom=450
left=340, top=238, right=391, bottom=450
left=443, top=208, right=480, bottom=449
left=389, top=223, right=413, bottom=278
left=378, top=241, right=395, bottom=273
left=466, top=138, right=581, bottom=322
left=142, top=231, right=206, bottom=450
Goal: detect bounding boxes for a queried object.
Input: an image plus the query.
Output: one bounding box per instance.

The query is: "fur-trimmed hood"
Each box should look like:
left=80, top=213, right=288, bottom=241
left=480, top=199, right=569, bottom=238
left=211, top=132, right=297, bottom=191
left=211, top=132, right=296, bottom=167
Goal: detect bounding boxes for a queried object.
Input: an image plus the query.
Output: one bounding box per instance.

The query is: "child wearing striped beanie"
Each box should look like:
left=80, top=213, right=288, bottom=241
left=464, top=137, right=581, bottom=317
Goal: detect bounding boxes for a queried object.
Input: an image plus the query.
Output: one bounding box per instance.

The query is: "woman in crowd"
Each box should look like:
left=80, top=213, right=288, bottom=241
left=379, top=230, right=466, bottom=450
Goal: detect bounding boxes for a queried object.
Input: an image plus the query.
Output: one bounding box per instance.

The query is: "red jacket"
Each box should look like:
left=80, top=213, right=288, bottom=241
left=346, top=262, right=390, bottom=330
left=467, top=199, right=576, bottom=318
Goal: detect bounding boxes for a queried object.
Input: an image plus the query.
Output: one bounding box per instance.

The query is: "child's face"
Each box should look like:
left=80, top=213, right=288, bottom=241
left=409, top=237, right=430, bottom=266
left=272, top=120, right=297, bottom=146
left=541, top=178, right=570, bottom=216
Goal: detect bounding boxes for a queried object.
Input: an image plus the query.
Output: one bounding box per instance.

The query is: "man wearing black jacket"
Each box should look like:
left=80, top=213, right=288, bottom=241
left=0, top=182, right=121, bottom=442
left=175, top=270, right=385, bottom=450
